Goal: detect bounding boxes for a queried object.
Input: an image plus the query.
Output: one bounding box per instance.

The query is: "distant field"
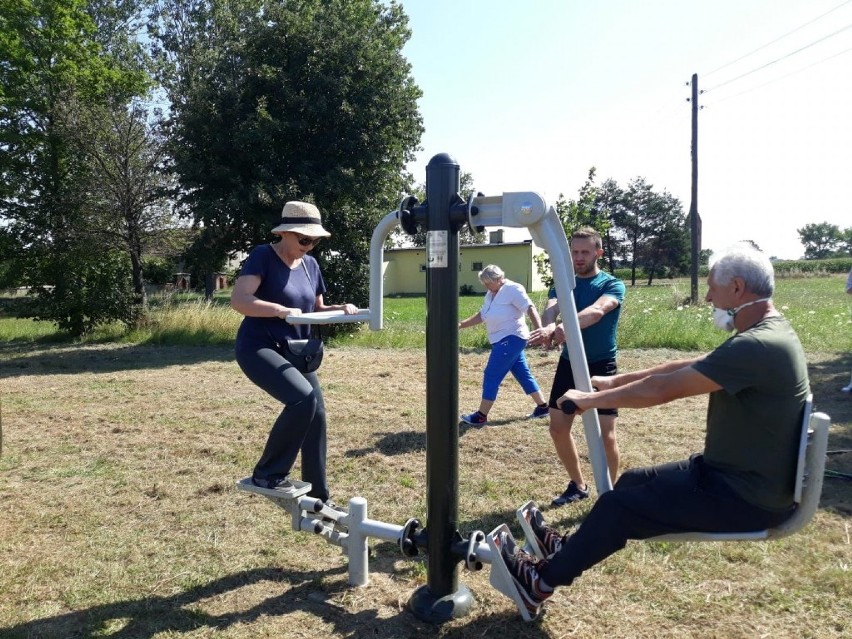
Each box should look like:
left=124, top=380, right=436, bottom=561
left=1, top=275, right=850, bottom=354
left=352, top=274, right=852, bottom=352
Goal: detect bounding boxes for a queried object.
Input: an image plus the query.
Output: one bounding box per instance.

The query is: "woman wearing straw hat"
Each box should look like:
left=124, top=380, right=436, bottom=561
left=231, top=201, right=358, bottom=503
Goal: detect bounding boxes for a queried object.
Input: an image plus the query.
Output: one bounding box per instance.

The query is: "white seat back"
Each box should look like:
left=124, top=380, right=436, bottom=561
left=793, top=395, right=814, bottom=503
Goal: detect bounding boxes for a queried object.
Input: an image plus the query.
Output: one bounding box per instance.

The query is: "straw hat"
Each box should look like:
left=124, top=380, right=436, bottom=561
left=271, top=201, right=331, bottom=237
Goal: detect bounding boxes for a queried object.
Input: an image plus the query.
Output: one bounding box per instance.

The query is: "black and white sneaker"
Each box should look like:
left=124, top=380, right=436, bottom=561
left=526, top=505, right=565, bottom=558
left=498, top=531, right=553, bottom=615
left=251, top=476, right=296, bottom=493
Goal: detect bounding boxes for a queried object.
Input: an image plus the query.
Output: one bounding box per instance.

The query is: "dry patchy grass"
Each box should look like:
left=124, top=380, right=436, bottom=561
left=1, top=343, right=850, bottom=639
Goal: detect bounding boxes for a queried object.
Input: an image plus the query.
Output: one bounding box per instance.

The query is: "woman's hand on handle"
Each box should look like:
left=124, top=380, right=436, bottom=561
left=276, top=306, right=302, bottom=319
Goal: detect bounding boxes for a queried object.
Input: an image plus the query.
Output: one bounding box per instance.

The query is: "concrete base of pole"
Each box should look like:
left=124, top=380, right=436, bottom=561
left=408, top=583, right=475, bottom=623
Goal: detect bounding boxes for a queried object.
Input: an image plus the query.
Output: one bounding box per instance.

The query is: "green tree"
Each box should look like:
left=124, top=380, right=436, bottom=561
left=24, top=245, right=135, bottom=335
left=615, top=177, right=688, bottom=285
left=595, top=178, right=627, bottom=271
left=797, top=222, right=844, bottom=259
left=58, top=98, right=175, bottom=320
left=0, top=225, right=19, bottom=289
left=550, top=169, right=615, bottom=243
left=839, top=227, right=852, bottom=256
left=634, top=190, right=689, bottom=285
left=0, top=0, right=151, bottom=334
left=150, top=0, right=423, bottom=309
left=535, top=168, right=624, bottom=286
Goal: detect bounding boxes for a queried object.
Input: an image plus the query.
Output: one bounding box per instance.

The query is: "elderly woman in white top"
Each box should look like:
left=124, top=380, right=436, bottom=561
left=458, top=264, right=549, bottom=425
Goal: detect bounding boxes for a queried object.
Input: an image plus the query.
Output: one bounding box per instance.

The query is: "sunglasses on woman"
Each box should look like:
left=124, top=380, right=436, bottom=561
left=295, top=234, right=321, bottom=247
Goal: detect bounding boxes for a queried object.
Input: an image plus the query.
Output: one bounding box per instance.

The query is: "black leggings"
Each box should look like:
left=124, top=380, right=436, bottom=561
left=538, top=455, right=794, bottom=588
left=236, top=341, right=329, bottom=501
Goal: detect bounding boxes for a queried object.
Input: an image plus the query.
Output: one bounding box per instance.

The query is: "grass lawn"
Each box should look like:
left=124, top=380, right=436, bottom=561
left=0, top=274, right=850, bottom=637
left=1, top=348, right=850, bottom=638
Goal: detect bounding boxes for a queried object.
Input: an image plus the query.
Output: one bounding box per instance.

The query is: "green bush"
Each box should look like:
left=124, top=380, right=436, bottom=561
left=142, top=257, right=176, bottom=286
left=25, top=248, right=134, bottom=336
left=772, top=257, right=852, bottom=276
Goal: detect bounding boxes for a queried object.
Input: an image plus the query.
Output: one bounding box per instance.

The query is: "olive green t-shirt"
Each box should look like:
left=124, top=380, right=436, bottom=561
left=692, top=316, right=810, bottom=511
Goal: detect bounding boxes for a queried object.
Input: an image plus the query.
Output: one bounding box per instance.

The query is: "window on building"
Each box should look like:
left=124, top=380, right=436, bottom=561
left=472, top=262, right=483, bottom=271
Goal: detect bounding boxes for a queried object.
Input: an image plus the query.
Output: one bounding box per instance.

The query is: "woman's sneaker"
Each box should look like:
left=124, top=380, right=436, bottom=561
left=498, top=531, right=553, bottom=614
left=251, top=476, right=295, bottom=493
left=528, top=404, right=549, bottom=419
left=460, top=410, right=487, bottom=426
left=526, top=506, right=565, bottom=558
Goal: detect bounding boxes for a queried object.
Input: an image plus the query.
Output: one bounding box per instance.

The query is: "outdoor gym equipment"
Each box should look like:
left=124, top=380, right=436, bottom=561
left=237, top=152, right=627, bottom=622
left=237, top=152, right=832, bottom=621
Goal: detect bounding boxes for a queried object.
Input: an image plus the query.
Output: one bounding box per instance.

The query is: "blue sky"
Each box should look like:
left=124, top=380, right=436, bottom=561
left=396, top=0, right=852, bottom=259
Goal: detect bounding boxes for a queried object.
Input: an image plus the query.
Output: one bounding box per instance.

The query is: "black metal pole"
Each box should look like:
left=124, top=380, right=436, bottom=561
left=689, top=73, right=701, bottom=304
left=409, top=153, right=474, bottom=622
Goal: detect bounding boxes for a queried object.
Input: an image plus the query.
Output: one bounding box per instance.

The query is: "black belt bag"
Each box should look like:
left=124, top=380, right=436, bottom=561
left=278, top=337, right=324, bottom=373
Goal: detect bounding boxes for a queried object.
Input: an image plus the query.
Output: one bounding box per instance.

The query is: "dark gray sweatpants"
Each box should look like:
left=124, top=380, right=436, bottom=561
left=236, top=340, right=329, bottom=501
left=538, top=455, right=794, bottom=588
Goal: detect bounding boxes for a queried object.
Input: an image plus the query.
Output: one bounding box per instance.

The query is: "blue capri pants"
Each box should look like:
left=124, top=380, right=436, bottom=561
left=482, top=335, right=540, bottom=401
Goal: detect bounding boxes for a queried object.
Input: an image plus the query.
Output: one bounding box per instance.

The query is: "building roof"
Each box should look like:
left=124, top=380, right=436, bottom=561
left=386, top=239, right=533, bottom=253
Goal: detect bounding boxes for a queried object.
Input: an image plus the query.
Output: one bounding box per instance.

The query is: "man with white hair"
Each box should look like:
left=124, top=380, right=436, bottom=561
left=498, top=242, right=811, bottom=616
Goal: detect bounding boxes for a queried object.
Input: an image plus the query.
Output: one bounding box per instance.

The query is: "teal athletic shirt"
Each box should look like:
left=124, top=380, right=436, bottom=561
left=549, top=270, right=626, bottom=364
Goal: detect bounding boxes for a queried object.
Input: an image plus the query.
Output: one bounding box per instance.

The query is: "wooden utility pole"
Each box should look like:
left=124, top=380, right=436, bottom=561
left=688, top=73, right=702, bottom=305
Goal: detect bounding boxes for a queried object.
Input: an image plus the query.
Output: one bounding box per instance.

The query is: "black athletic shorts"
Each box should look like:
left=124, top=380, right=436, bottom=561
left=548, top=356, right=618, bottom=416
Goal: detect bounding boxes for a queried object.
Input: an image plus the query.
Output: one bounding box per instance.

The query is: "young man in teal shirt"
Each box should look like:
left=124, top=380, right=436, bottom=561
left=530, top=227, right=625, bottom=505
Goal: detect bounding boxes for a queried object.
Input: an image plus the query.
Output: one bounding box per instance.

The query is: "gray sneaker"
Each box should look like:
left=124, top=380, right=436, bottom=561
left=252, top=476, right=295, bottom=493
left=551, top=480, right=589, bottom=507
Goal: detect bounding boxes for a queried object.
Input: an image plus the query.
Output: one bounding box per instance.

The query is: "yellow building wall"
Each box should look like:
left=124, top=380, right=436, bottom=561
left=383, top=242, right=547, bottom=296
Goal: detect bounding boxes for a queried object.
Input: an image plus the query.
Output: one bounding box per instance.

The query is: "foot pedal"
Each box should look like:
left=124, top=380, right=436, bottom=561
left=516, top=500, right=546, bottom=560
left=236, top=477, right=313, bottom=501
left=485, top=524, right=539, bottom=622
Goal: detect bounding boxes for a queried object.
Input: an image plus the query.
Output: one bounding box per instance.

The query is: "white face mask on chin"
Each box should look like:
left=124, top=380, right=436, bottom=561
left=712, top=297, right=771, bottom=332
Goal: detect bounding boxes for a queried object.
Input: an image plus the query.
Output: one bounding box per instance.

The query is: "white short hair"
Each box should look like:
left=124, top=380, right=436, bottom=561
left=478, top=264, right=505, bottom=284
left=710, top=243, right=774, bottom=297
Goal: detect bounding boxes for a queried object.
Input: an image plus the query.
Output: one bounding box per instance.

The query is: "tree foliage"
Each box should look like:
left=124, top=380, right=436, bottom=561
left=0, top=0, right=152, bottom=334
left=23, top=246, right=134, bottom=335
left=149, top=0, right=424, bottom=308
left=536, top=170, right=691, bottom=288
left=797, top=222, right=851, bottom=260
left=627, top=187, right=688, bottom=286
left=57, top=98, right=176, bottom=320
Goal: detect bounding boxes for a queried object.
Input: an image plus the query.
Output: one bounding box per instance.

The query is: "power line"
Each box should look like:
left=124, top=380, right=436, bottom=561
left=703, top=0, right=852, bottom=78
left=705, top=44, right=852, bottom=106
left=705, top=22, right=852, bottom=92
